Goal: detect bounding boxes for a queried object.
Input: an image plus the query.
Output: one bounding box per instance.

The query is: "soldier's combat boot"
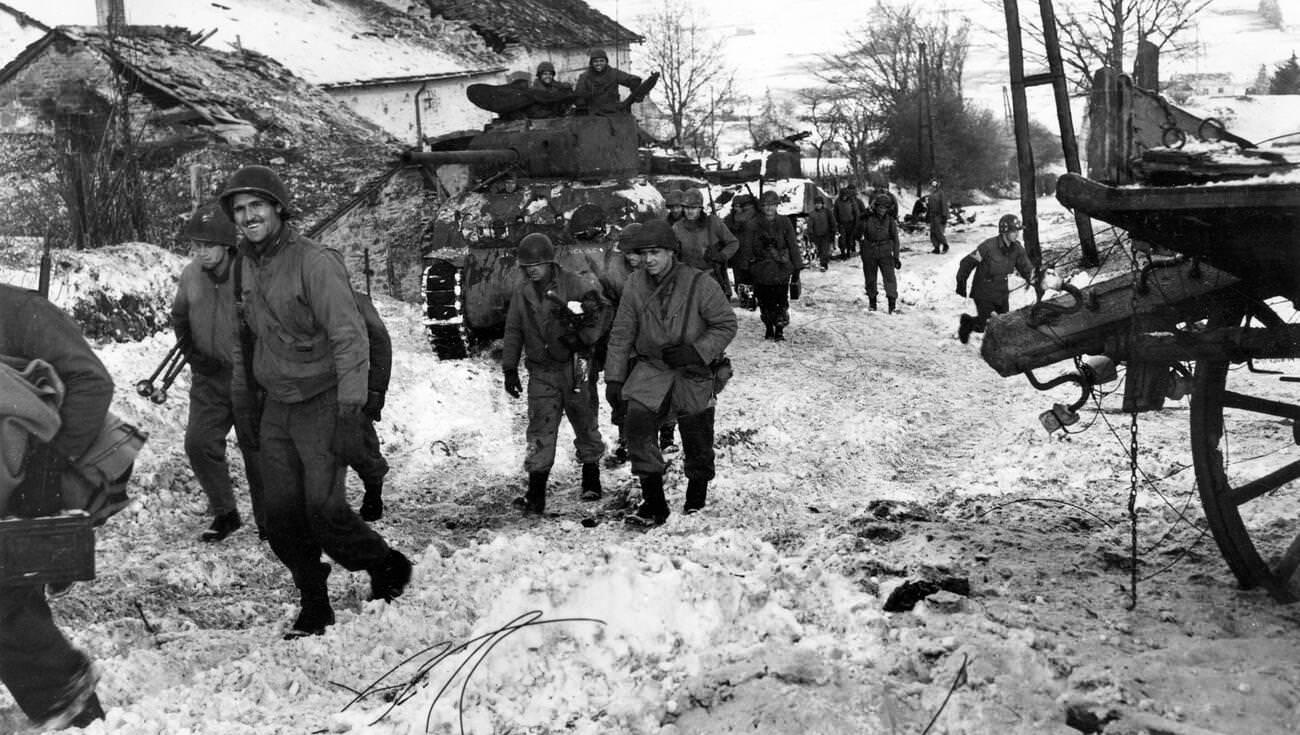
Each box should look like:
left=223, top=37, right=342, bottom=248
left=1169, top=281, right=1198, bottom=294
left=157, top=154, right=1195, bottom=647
left=763, top=323, right=774, bottom=340
left=683, top=478, right=708, bottom=514
left=626, top=473, right=669, bottom=527
left=888, top=297, right=897, bottom=314
left=580, top=462, right=602, bottom=501
left=958, top=314, right=974, bottom=344
left=868, top=295, right=877, bottom=311
left=513, top=471, right=548, bottom=513
left=368, top=549, right=412, bottom=602
left=773, top=325, right=785, bottom=342
left=284, top=563, right=334, bottom=639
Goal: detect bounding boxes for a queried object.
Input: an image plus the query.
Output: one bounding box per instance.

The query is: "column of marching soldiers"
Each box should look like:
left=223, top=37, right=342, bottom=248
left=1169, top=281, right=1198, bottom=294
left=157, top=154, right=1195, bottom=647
left=0, top=48, right=1039, bottom=726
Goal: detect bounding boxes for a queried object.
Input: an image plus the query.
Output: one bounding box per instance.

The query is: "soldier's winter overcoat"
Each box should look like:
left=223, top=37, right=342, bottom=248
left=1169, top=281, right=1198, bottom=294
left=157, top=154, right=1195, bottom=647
left=605, top=263, right=737, bottom=416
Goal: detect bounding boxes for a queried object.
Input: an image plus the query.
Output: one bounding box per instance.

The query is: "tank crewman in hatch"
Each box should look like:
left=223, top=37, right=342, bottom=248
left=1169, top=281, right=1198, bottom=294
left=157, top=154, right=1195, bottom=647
left=527, top=60, right=574, bottom=118
left=574, top=48, right=642, bottom=115
left=604, top=219, right=737, bottom=526
left=223, top=164, right=411, bottom=639
left=501, top=233, right=611, bottom=512
left=171, top=201, right=266, bottom=542
left=955, top=213, right=1034, bottom=344
left=0, top=284, right=114, bottom=729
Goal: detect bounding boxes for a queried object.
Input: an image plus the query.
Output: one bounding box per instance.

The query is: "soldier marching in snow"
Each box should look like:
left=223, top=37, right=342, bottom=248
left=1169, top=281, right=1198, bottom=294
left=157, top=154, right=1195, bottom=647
left=955, top=213, right=1034, bottom=343
left=223, top=165, right=411, bottom=639
left=860, top=194, right=902, bottom=313
left=604, top=219, right=737, bottom=526
left=738, top=190, right=802, bottom=341
left=806, top=195, right=835, bottom=271
left=831, top=184, right=864, bottom=260
left=671, top=188, right=739, bottom=299
left=927, top=178, right=951, bottom=254
left=500, top=233, right=611, bottom=513
left=0, top=284, right=114, bottom=729
left=171, top=201, right=265, bottom=542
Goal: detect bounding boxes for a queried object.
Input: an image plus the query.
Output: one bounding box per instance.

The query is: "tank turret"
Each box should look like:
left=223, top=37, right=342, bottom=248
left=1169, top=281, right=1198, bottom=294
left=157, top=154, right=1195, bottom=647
left=412, top=80, right=662, bottom=358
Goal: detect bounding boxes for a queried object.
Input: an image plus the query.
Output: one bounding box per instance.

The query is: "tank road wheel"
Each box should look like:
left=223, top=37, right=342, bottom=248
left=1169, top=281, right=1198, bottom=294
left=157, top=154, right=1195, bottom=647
left=422, top=260, right=469, bottom=360
left=1190, top=308, right=1300, bottom=602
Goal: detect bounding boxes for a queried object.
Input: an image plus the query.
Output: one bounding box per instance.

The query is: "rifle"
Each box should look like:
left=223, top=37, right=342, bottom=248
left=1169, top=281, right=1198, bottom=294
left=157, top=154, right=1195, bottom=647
left=544, top=289, right=592, bottom=393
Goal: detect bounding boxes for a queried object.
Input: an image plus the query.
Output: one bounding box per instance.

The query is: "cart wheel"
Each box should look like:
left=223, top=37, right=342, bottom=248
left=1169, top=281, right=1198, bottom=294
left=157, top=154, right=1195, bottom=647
left=1190, top=319, right=1300, bottom=602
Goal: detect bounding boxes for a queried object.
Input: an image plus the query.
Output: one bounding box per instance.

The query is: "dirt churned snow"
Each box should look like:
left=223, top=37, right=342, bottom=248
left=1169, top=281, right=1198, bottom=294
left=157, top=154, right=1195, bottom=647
left=4, top=195, right=1300, bottom=735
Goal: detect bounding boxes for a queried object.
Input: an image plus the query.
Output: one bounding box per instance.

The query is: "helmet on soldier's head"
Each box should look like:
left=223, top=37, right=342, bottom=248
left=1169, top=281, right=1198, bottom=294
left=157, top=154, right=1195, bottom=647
left=619, top=219, right=678, bottom=253
left=681, top=189, right=704, bottom=208
left=998, top=214, right=1023, bottom=234
left=873, top=194, right=892, bottom=209
left=219, top=165, right=293, bottom=220
left=733, top=193, right=754, bottom=209
left=516, top=232, right=556, bottom=266
left=759, top=190, right=780, bottom=207
left=617, top=222, right=643, bottom=247
left=813, top=195, right=824, bottom=205
left=183, top=201, right=239, bottom=246
left=664, top=190, right=684, bottom=207
left=589, top=48, right=608, bottom=61
left=537, top=61, right=555, bottom=76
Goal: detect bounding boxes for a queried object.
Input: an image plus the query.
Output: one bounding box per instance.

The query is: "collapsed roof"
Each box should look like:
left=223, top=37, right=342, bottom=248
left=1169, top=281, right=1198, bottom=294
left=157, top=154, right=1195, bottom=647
left=422, top=0, right=642, bottom=53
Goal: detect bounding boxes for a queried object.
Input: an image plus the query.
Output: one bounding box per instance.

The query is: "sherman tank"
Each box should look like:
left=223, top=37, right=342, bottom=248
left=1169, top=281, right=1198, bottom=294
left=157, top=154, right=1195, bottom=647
left=408, top=79, right=663, bottom=359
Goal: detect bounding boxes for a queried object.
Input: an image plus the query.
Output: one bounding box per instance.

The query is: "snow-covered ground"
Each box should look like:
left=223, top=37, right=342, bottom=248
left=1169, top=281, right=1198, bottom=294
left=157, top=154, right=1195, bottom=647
left=4, top=195, right=1300, bottom=734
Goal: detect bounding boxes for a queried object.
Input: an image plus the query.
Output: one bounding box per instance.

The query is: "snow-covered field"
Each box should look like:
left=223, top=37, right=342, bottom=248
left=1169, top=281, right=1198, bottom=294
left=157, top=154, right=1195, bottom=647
left=4, top=194, right=1300, bottom=734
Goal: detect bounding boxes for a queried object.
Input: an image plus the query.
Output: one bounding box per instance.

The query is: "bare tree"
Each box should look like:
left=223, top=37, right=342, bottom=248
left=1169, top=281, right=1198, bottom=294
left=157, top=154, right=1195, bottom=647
left=992, top=0, right=1212, bottom=93
left=638, top=0, right=739, bottom=153
left=795, top=87, right=844, bottom=179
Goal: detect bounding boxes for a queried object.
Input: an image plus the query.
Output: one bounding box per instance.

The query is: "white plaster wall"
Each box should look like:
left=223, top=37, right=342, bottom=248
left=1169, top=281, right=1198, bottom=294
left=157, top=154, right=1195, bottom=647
left=327, top=78, right=494, bottom=146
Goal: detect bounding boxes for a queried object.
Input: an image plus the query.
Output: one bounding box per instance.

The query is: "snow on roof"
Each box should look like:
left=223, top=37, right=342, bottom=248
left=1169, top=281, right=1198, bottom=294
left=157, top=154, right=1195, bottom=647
left=0, top=0, right=505, bottom=86
left=427, top=0, right=641, bottom=51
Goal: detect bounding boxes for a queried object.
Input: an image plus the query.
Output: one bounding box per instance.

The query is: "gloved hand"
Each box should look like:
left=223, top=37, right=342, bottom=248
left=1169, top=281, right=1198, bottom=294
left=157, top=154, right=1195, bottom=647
left=893, top=256, right=902, bottom=270
left=187, top=351, right=224, bottom=376
left=605, top=381, right=623, bottom=407
left=363, top=390, right=385, bottom=422
left=789, top=274, right=801, bottom=301
left=331, top=404, right=368, bottom=467
left=662, top=344, right=704, bottom=368
left=503, top=368, right=523, bottom=398
left=956, top=282, right=967, bottom=298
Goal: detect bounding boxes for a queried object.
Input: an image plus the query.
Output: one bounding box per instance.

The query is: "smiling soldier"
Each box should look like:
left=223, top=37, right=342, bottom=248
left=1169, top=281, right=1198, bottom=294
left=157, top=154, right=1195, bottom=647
left=221, top=165, right=411, bottom=639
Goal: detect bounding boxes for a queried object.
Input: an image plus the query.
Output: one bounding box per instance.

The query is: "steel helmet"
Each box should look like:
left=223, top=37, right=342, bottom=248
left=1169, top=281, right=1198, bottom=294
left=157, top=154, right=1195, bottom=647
left=873, top=194, right=893, bottom=208
left=664, top=190, right=684, bottom=207
left=516, top=232, right=556, bottom=266
left=219, top=165, right=292, bottom=220
left=618, top=219, right=678, bottom=253
left=999, top=213, right=1024, bottom=234
left=732, top=193, right=754, bottom=208
left=617, top=222, right=644, bottom=248
left=588, top=48, right=608, bottom=61
left=759, top=190, right=780, bottom=206
left=182, top=200, right=239, bottom=246
left=537, top=61, right=555, bottom=75
left=681, top=189, right=704, bottom=207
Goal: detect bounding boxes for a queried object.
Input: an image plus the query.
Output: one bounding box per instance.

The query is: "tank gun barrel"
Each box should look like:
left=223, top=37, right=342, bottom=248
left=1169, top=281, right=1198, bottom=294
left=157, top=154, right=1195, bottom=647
left=404, top=149, right=519, bottom=166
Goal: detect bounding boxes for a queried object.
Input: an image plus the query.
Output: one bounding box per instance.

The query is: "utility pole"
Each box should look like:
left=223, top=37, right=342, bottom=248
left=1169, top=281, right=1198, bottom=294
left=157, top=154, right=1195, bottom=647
left=917, top=42, right=932, bottom=198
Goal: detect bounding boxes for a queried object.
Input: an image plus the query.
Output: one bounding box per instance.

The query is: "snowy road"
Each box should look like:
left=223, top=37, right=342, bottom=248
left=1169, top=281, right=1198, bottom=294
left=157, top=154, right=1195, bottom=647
left=5, top=196, right=1300, bottom=734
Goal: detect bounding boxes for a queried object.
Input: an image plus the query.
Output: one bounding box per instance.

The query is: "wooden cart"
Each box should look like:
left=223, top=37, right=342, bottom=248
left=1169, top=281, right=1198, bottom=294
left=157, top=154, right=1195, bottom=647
left=984, top=67, right=1300, bottom=602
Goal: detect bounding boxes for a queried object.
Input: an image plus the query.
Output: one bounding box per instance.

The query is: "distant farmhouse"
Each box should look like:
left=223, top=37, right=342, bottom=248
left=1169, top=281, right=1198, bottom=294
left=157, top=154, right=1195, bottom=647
left=0, top=0, right=641, bottom=146
left=1165, top=72, right=1240, bottom=102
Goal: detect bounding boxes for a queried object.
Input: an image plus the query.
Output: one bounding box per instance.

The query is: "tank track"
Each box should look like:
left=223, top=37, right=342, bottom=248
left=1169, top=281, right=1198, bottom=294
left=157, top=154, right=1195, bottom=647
left=422, top=259, right=469, bottom=360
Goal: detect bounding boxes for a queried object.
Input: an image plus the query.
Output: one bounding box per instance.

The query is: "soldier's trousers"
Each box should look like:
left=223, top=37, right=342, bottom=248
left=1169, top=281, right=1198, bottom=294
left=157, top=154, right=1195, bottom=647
left=861, top=245, right=897, bottom=300
left=929, top=223, right=949, bottom=252
left=259, top=389, right=390, bottom=594
left=352, top=418, right=388, bottom=489
left=626, top=395, right=715, bottom=481
left=0, top=584, right=94, bottom=723
left=970, top=295, right=1010, bottom=332
left=524, top=363, right=605, bottom=473
left=754, top=283, right=791, bottom=329
left=186, top=366, right=263, bottom=523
